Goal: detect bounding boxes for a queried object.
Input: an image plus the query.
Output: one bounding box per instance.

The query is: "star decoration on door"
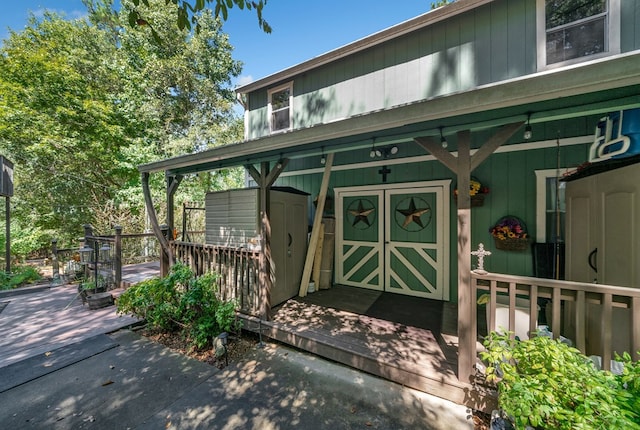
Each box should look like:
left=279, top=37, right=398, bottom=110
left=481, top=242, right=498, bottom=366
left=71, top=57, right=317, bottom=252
left=346, top=198, right=376, bottom=230
left=395, top=197, right=432, bottom=231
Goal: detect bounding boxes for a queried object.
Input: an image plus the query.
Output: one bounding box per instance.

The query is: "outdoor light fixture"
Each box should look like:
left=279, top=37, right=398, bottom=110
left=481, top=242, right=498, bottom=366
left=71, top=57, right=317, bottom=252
left=369, top=141, right=381, bottom=158
left=524, top=113, right=533, bottom=140
left=320, top=147, right=326, bottom=165
left=439, top=127, right=448, bottom=148
left=79, top=244, right=93, bottom=264
left=99, top=243, right=112, bottom=263
left=370, top=144, right=398, bottom=158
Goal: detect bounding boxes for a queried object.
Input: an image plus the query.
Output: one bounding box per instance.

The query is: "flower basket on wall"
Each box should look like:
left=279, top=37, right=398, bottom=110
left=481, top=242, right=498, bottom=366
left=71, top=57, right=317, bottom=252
left=454, top=177, right=489, bottom=207
left=490, top=216, right=529, bottom=251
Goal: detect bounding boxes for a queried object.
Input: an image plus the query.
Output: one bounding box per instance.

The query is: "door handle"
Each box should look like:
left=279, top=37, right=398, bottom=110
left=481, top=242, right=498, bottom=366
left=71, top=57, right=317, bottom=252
left=288, top=233, right=292, bottom=247
left=588, top=248, right=598, bottom=273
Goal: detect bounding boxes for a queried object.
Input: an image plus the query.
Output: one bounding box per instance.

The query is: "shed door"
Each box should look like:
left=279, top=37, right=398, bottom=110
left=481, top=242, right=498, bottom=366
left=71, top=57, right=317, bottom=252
left=335, top=182, right=448, bottom=300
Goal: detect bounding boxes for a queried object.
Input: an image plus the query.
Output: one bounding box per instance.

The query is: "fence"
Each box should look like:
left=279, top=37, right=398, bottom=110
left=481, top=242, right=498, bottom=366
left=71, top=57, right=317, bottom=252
left=473, top=272, right=640, bottom=371
left=171, top=241, right=261, bottom=315
left=51, top=225, right=160, bottom=288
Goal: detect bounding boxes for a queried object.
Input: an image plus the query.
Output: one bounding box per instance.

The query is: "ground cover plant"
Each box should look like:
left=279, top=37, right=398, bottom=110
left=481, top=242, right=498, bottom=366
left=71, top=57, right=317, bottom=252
left=116, top=262, right=238, bottom=350
left=0, top=265, right=42, bottom=290
left=482, top=331, right=640, bottom=429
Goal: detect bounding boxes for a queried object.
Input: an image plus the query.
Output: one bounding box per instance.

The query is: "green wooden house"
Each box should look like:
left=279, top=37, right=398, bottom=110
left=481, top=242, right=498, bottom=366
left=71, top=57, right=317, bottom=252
left=140, top=0, right=640, bottom=405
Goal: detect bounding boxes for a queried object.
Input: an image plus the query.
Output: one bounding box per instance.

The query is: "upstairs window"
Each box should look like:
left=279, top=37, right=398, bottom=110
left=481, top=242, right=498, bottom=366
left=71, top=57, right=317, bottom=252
left=538, top=0, right=620, bottom=69
left=268, top=83, right=292, bottom=133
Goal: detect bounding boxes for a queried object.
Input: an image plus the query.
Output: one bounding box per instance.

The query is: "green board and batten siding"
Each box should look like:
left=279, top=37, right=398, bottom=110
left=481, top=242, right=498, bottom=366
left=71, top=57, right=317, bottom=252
left=275, top=118, right=592, bottom=302
left=246, top=0, right=540, bottom=139
left=246, top=0, right=640, bottom=140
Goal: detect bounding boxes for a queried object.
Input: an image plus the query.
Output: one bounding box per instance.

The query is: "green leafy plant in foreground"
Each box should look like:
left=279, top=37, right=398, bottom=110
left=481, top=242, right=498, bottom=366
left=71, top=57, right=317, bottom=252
left=0, top=265, right=42, bottom=290
left=481, top=331, right=640, bottom=429
left=116, top=263, right=239, bottom=350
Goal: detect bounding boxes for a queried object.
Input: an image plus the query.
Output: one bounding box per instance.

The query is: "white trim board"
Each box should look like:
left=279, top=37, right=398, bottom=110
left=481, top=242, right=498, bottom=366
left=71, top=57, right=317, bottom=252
left=280, top=135, right=591, bottom=177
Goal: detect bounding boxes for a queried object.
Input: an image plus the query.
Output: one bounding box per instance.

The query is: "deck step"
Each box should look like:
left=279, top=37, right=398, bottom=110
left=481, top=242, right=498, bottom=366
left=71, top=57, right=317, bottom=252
left=239, top=312, right=497, bottom=412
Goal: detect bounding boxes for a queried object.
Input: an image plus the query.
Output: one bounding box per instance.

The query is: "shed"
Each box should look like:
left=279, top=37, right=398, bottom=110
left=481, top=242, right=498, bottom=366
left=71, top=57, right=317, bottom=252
left=205, top=187, right=309, bottom=305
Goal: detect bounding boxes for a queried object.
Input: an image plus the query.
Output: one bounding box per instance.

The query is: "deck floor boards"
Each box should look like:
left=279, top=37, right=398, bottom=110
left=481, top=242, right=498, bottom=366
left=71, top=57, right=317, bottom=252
left=241, top=285, right=496, bottom=412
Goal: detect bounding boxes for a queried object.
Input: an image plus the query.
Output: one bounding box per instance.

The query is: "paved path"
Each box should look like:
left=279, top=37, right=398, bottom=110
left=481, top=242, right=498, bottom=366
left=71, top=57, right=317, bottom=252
left=0, top=261, right=474, bottom=429
left=0, top=284, right=139, bottom=368
left=0, top=261, right=159, bottom=368
left=0, top=331, right=474, bottom=429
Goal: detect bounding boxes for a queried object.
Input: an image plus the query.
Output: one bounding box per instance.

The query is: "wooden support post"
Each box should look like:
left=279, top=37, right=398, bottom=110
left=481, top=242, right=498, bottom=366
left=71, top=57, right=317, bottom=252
left=141, top=172, right=174, bottom=268
left=455, top=131, right=474, bottom=382
left=247, top=159, right=288, bottom=321
left=160, top=224, right=170, bottom=277
left=414, top=122, right=523, bottom=383
left=166, top=174, right=183, bottom=237
left=114, top=225, right=122, bottom=288
left=258, top=162, right=272, bottom=321
left=299, top=152, right=334, bottom=297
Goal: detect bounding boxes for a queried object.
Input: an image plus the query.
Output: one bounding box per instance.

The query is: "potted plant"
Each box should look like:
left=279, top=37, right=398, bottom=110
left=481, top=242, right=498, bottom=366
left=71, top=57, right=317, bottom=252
left=490, top=216, right=529, bottom=251
left=454, top=177, right=489, bottom=206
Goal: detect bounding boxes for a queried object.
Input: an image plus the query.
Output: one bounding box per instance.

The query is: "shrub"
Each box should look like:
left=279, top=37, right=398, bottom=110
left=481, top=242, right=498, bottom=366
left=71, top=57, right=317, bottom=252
left=116, top=263, right=239, bottom=350
left=481, top=331, right=640, bottom=429
left=0, top=265, right=42, bottom=290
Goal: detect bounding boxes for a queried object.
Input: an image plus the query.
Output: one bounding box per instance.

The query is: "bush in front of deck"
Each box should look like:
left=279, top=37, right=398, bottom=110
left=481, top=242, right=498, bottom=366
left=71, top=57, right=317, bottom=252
left=481, top=331, right=640, bottom=429
left=116, top=262, right=238, bottom=350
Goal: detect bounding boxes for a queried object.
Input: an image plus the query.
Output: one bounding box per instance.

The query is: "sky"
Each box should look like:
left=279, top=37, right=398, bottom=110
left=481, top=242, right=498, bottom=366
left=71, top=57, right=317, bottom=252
left=0, top=1, right=437, bottom=87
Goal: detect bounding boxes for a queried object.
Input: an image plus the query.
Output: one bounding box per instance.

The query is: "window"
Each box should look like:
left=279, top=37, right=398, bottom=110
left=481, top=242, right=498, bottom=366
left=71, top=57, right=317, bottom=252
left=535, top=169, right=567, bottom=243
left=537, top=0, right=620, bottom=69
left=268, top=83, right=292, bottom=133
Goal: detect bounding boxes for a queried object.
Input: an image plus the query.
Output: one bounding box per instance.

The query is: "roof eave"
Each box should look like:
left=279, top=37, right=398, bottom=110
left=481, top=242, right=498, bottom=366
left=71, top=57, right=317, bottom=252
left=139, top=52, right=640, bottom=175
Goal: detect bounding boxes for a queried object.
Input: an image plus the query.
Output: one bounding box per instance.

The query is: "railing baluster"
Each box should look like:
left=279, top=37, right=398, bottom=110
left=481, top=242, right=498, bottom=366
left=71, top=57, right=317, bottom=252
left=575, top=290, right=586, bottom=354
left=601, top=293, right=613, bottom=371
left=529, top=284, right=538, bottom=337
left=489, top=281, right=497, bottom=333
left=633, top=297, right=640, bottom=362
left=551, top=287, right=561, bottom=341
left=508, top=282, right=516, bottom=338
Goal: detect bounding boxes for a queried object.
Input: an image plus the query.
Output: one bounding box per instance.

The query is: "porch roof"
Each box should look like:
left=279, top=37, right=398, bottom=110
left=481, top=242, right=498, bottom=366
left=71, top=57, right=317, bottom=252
left=138, top=52, right=640, bottom=176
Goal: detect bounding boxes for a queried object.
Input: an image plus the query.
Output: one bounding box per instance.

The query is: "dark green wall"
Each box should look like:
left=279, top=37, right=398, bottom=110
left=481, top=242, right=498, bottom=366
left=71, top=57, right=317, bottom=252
left=273, top=116, right=596, bottom=302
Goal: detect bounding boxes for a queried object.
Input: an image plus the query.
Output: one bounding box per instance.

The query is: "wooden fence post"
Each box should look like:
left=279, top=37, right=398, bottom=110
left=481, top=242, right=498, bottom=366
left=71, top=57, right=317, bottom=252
left=51, top=239, right=59, bottom=282
left=114, top=225, right=122, bottom=288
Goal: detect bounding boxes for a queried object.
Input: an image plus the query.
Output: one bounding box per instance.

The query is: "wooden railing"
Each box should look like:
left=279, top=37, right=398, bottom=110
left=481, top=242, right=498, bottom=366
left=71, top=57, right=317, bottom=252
left=473, top=272, right=640, bottom=371
left=171, top=241, right=261, bottom=315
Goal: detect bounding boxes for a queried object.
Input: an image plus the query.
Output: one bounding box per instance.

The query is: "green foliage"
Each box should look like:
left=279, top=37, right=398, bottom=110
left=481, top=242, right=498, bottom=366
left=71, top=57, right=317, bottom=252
left=0, top=265, right=42, bottom=290
left=431, top=0, right=455, bottom=10
left=128, top=0, right=271, bottom=36
left=482, top=331, right=640, bottom=429
left=0, top=0, right=245, bottom=251
left=116, top=262, right=239, bottom=349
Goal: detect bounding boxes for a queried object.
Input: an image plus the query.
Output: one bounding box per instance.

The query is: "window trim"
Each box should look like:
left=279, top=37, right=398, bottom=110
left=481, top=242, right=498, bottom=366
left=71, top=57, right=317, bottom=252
left=535, top=168, right=574, bottom=243
left=267, top=82, right=293, bottom=134
left=536, top=0, right=621, bottom=71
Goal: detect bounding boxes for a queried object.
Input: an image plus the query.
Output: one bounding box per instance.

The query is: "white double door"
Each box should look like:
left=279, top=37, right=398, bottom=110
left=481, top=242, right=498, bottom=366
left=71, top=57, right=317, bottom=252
left=335, top=181, right=450, bottom=300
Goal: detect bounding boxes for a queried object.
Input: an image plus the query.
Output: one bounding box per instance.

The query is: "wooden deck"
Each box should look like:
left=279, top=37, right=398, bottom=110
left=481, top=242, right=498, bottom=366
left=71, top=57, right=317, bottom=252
left=240, top=285, right=496, bottom=412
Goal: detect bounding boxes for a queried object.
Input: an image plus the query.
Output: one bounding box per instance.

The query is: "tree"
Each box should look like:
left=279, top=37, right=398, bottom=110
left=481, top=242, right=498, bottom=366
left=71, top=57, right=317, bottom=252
left=127, top=0, right=271, bottom=37
left=0, top=0, right=244, bottom=253
left=431, top=0, right=456, bottom=9
left=0, top=12, right=132, bottom=246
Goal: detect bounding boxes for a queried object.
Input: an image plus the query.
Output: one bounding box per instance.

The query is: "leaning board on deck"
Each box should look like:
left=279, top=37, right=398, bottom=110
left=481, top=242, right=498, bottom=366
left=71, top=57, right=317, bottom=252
left=318, top=217, right=335, bottom=289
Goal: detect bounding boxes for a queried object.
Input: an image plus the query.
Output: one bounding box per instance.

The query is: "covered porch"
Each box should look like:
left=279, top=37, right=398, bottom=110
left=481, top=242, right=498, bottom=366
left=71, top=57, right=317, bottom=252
left=139, top=52, right=640, bottom=408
